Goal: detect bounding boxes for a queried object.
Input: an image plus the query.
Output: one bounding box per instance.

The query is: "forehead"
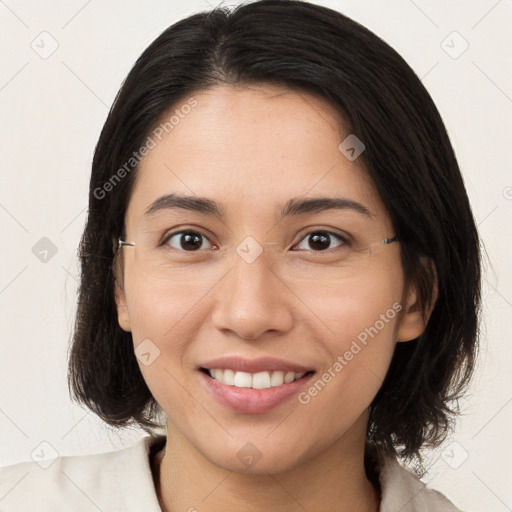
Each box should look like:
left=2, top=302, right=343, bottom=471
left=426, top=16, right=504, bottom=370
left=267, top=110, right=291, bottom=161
left=125, top=83, right=390, bottom=230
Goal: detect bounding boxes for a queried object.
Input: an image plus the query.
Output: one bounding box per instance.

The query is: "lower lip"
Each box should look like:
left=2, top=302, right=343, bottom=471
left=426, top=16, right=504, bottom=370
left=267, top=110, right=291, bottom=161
left=198, top=370, right=315, bottom=414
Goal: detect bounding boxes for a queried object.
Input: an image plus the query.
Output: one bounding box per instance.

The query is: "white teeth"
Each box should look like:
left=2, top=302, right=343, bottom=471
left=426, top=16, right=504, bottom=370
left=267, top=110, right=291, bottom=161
left=207, top=369, right=307, bottom=388
left=270, top=371, right=284, bottom=386
left=284, top=371, right=295, bottom=383
left=234, top=371, right=252, bottom=388
left=222, top=369, right=235, bottom=385
left=252, top=371, right=271, bottom=389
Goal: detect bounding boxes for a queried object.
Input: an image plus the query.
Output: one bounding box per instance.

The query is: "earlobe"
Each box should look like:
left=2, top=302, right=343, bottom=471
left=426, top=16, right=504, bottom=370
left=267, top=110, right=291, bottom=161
left=397, top=260, right=438, bottom=342
left=396, top=287, right=424, bottom=342
left=114, top=281, right=132, bottom=332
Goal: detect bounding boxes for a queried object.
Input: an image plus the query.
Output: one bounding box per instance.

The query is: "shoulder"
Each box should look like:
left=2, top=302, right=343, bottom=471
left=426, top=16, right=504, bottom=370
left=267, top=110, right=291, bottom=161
left=378, top=455, right=464, bottom=512
left=0, top=434, right=165, bottom=512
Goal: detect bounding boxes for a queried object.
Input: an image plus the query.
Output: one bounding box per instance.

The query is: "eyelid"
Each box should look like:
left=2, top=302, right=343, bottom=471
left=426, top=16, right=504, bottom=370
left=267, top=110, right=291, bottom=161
left=160, top=223, right=216, bottom=244
left=293, top=225, right=352, bottom=244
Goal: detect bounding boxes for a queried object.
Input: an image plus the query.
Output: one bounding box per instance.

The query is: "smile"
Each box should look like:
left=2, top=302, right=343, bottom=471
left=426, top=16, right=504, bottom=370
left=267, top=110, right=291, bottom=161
left=202, top=368, right=314, bottom=388
left=198, top=368, right=317, bottom=414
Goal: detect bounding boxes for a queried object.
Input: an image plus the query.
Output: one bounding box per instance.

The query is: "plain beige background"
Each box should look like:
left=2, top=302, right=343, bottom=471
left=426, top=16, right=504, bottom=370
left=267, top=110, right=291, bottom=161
left=1, top=0, right=511, bottom=510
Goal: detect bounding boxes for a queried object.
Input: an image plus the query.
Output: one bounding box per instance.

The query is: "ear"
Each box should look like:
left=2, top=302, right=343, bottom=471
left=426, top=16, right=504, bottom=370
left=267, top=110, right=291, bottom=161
left=113, top=253, right=132, bottom=332
left=115, top=280, right=132, bottom=332
left=397, top=258, right=438, bottom=342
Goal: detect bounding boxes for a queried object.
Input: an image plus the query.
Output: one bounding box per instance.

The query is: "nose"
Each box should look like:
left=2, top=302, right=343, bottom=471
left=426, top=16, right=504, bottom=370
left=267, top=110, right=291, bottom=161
left=210, top=247, right=294, bottom=340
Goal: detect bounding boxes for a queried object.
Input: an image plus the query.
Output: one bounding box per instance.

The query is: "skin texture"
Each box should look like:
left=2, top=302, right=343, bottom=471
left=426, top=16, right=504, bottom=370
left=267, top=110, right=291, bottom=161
left=115, top=83, right=436, bottom=512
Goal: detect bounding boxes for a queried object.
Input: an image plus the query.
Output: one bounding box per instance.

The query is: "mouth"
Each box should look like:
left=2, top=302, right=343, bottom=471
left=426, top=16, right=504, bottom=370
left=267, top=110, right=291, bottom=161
left=198, top=366, right=317, bottom=414
left=199, top=367, right=316, bottom=389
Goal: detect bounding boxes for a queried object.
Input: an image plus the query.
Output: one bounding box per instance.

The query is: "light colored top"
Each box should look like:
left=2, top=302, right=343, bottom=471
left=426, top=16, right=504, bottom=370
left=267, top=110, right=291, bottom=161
left=0, top=434, right=463, bottom=511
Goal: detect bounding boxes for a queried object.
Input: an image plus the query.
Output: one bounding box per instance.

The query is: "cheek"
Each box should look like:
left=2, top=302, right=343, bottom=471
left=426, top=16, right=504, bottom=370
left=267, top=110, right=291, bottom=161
left=123, top=280, right=201, bottom=414
left=124, top=275, right=205, bottom=339
left=317, top=291, right=401, bottom=382
left=299, top=269, right=403, bottom=404
left=123, top=279, right=203, bottom=394
left=297, top=261, right=404, bottom=338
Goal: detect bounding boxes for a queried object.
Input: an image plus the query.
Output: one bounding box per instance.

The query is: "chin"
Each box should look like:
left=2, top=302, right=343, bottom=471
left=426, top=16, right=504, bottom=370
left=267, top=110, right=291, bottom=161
left=201, top=440, right=308, bottom=476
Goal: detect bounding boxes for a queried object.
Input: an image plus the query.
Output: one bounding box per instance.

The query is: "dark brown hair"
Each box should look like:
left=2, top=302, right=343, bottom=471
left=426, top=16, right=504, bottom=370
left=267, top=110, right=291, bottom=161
left=67, top=0, right=481, bottom=473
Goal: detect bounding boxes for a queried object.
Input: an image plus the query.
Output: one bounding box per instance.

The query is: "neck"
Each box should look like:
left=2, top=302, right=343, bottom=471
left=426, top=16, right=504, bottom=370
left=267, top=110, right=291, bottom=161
left=152, top=412, right=381, bottom=512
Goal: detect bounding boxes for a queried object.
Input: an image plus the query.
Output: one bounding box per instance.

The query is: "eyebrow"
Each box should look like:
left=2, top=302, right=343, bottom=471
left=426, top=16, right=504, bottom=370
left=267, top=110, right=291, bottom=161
left=144, top=193, right=374, bottom=219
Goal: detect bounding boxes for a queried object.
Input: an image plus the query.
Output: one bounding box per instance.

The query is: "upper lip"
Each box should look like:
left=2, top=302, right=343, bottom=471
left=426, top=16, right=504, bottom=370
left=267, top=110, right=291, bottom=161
left=199, top=356, right=314, bottom=374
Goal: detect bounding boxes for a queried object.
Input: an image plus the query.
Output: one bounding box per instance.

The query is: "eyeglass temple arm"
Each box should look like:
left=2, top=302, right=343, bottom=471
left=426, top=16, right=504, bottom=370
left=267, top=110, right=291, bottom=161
left=382, top=235, right=398, bottom=245
left=117, top=237, right=135, bottom=249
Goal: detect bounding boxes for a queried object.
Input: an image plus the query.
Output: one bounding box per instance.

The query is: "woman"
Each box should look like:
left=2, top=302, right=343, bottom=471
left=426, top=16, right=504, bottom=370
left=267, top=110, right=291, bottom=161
left=0, top=1, right=481, bottom=510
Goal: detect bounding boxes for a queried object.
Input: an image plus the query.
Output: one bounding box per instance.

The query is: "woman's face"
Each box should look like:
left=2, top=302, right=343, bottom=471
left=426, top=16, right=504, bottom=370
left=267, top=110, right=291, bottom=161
left=116, top=83, right=422, bottom=473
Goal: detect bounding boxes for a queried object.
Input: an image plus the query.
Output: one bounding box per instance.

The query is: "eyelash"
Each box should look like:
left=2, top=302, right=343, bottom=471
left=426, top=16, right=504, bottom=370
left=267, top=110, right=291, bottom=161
left=161, top=228, right=351, bottom=253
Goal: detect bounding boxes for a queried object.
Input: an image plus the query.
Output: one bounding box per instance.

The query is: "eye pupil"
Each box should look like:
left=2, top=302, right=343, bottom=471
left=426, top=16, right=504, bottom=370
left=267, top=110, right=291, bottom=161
left=180, top=231, right=203, bottom=251
left=309, top=232, right=331, bottom=251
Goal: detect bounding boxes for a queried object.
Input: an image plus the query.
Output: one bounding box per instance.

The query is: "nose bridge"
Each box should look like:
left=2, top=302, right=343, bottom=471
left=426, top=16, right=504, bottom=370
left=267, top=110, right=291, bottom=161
left=211, top=239, right=293, bottom=339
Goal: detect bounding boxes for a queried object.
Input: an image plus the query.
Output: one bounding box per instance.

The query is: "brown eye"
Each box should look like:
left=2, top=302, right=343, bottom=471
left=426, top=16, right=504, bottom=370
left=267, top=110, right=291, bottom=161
left=164, top=230, right=214, bottom=251
left=293, top=231, right=350, bottom=252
